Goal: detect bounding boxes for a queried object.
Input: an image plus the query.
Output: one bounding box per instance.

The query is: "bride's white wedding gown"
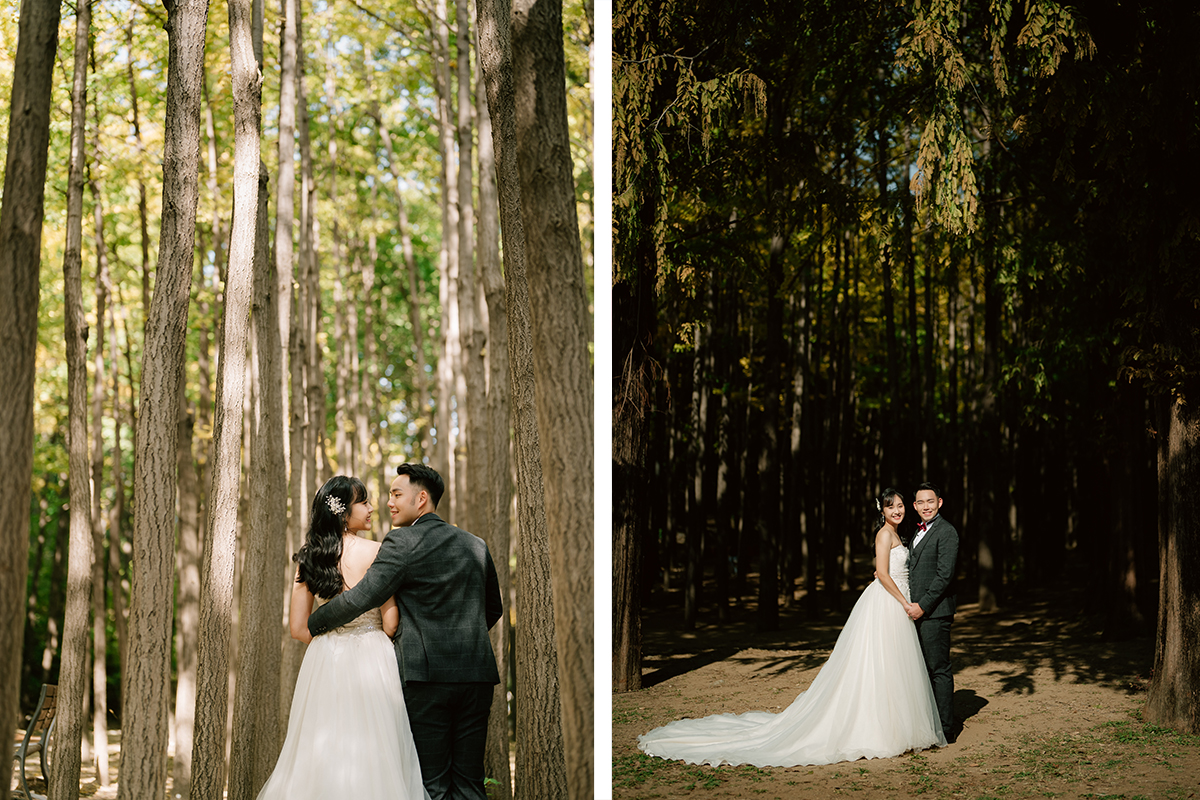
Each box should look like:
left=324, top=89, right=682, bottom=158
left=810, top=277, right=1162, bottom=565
left=256, top=605, right=430, bottom=799
left=638, top=544, right=946, bottom=767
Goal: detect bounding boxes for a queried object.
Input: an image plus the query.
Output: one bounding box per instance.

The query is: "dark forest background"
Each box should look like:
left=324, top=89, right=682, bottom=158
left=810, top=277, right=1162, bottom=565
left=613, top=0, right=1200, bottom=733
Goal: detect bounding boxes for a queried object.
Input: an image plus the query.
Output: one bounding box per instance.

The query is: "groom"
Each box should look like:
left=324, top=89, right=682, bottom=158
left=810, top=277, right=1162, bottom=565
left=906, top=481, right=960, bottom=742
left=308, top=463, right=503, bottom=800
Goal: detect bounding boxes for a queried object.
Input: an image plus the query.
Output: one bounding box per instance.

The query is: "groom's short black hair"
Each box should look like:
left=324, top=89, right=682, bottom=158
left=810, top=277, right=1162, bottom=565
left=917, top=481, right=941, bottom=498
left=397, top=463, right=446, bottom=508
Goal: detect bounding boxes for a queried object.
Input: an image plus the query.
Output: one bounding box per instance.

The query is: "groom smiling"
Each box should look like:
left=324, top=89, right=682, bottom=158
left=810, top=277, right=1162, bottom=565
left=906, top=482, right=961, bottom=743
left=308, top=463, right=503, bottom=800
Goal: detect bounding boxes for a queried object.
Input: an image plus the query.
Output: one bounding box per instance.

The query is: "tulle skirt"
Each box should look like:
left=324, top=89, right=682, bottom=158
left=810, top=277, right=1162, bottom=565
left=256, top=626, right=430, bottom=799
left=638, top=579, right=946, bottom=767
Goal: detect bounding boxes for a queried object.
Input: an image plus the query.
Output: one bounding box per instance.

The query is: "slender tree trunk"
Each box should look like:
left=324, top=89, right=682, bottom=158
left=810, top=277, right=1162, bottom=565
left=1145, top=395, right=1200, bottom=734
left=476, top=58, right=513, bottom=796
left=434, top=0, right=460, bottom=509
left=126, top=9, right=153, bottom=313
left=279, top=0, right=308, bottom=728
left=0, top=2, right=60, bottom=789
left=86, top=79, right=113, bottom=789
left=190, top=0, right=259, bottom=794
left=230, top=161, right=286, bottom=799
left=457, top=0, right=485, bottom=538
left=52, top=8, right=95, bottom=795
left=476, top=0, right=568, bottom=793
left=510, top=0, right=593, bottom=789
left=119, top=2, right=210, bottom=798
left=174, top=380, right=202, bottom=799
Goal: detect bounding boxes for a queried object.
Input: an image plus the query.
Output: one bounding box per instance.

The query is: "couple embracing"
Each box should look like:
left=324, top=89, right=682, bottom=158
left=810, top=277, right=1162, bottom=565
left=639, top=482, right=960, bottom=767
left=256, top=463, right=503, bottom=800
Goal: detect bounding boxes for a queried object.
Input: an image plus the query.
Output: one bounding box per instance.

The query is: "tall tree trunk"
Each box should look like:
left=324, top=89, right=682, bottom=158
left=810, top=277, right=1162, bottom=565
left=278, top=0, right=308, bottom=728
left=230, top=161, right=286, bottom=799
left=190, top=0, right=260, bottom=794
left=434, top=0, right=460, bottom=502
left=86, top=77, right=113, bottom=789
left=476, top=0, right=568, bottom=793
left=119, top=2, right=209, bottom=798
left=174, top=380, right=202, bottom=798
left=1145, top=395, right=1200, bottom=734
left=0, top=2, right=60, bottom=790
left=126, top=8, right=153, bottom=315
left=510, top=0, right=594, bottom=790
left=457, top=0, right=484, bottom=538
left=476, top=58, right=513, bottom=796
left=53, top=8, right=95, bottom=795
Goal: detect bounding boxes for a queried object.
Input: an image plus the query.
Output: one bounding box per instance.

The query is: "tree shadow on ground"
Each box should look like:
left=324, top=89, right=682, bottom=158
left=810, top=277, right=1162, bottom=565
left=640, top=571, right=1154, bottom=696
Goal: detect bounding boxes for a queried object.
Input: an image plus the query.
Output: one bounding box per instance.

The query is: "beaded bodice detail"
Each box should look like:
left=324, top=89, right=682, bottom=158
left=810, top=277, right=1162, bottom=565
left=313, top=597, right=384, bottom=637
left=890, top=545, right=911, bottom=601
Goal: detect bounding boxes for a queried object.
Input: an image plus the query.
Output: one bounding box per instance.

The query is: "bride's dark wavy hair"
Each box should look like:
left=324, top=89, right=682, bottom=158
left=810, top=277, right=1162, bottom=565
left=875, top=487, right=905, bottom=530
left=292, top=475, right=367, bottom=599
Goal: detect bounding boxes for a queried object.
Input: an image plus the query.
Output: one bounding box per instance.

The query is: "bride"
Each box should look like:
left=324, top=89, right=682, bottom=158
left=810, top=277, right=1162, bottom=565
left=256, top=476, right=429, bottom=800
left=638, top=488, right=946, bottom=767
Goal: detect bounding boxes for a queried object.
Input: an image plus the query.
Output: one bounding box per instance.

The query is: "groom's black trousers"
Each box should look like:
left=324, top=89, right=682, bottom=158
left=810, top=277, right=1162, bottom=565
left=405, top=681, right=494, bottom=800
left=915, top=616, right=954, bottom=735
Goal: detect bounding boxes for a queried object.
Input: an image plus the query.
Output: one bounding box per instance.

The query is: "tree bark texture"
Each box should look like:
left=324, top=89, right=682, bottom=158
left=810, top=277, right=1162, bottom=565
left=190, top=0, right=259, bottom=794
left=87, top=94, right=113, bottom=787
left=229, top=162, right=287, bottom=800
left=476, top=0, right=568, bottom=793
left=476, top=57, right=513, bottom=797
left=119, top=2, right=209, bottom=799
left=0, top=1, right=60, bottom=791
left=1145, top=396, right=1200, bottom=734
left=510, top=0, right=594, bottom=791
left=52, top=7, right=95, bottom=795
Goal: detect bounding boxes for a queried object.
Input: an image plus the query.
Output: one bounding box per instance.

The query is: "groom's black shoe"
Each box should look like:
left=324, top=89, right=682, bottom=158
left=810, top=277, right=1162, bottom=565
left=945, top=721, right=962, bottom=744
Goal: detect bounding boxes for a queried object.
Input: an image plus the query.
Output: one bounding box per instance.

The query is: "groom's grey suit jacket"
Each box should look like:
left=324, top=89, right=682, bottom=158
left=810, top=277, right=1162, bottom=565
left=307, top=512, right=503, bottom=685
left=907, top=516, right=959, bottom=619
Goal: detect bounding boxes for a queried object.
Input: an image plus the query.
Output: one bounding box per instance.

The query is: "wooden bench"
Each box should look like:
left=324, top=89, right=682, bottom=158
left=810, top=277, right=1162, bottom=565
left=11, top=684, right=56, bottom=800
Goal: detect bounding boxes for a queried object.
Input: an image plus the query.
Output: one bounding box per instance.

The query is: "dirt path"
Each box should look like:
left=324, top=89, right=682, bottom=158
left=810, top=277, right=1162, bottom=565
left=613, top=580, right=1200, bottom=799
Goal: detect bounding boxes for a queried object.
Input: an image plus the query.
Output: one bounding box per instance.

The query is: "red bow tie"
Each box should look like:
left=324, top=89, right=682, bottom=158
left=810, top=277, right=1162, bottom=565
left=917, top=522, right=928, bottom=533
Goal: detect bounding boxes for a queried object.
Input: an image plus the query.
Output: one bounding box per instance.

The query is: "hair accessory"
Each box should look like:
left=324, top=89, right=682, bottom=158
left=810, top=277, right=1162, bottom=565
left=327, top=495, right=346, bottom=515
left=875, top=498, right=881, bottom=512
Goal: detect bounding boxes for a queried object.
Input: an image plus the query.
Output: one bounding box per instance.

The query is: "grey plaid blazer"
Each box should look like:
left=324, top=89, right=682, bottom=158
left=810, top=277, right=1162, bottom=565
left=907, top=516, right=959, bottom=619
left=307, top=513, right=503, bottom=684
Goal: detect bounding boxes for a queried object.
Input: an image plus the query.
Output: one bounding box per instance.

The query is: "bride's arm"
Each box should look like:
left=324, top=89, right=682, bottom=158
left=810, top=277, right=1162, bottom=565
left=874, top=530, right=910, bottom=609
left=289, top=567, right=315, bottom=644
left=381, top=596, right=399, bottom=638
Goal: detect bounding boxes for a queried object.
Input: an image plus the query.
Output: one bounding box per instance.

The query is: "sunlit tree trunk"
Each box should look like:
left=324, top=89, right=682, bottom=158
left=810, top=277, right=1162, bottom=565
left=476, top=54, right=513, bottom=797
left=476, top=0, right=568, bottom=793
left=511, top=0, right=593, bottom=789
left=118, top=2, right=209, bottom=798
left=230, top=160, right=286, bottom=798
left=278, top=0, right=308, bottom=725
left=0, top=2, right=60, bottom=789
left=52, top=8, right=95, bottom=795
left=190, top=0, right=260, bottom=794
left=125, top=8, right=153, bottom=314
left=1145, top=395, right=1200, bottom=734
left=433, top=0, right=460, bottom=507
left=86, top=70, right=113, bottom=788
left=457, top=0, right=484, bottom=539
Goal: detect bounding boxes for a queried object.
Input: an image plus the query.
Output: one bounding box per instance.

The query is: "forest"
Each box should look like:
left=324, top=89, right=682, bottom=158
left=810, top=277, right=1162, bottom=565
left=613, top=0, right=1200, bottom=739
left=1, top=0, right=594, bottom=798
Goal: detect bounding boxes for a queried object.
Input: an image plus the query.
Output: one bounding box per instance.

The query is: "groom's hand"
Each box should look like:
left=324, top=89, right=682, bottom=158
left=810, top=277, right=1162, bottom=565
left=908, top=603, right=925, bottom=621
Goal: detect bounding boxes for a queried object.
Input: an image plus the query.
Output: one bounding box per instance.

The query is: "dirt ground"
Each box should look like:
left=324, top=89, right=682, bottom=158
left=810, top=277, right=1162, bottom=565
left=613, top=579, right=1200, bottom=799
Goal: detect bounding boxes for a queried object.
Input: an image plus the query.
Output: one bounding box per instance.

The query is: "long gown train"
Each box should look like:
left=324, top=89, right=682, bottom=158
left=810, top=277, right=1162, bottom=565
left=256, top=606, right=430, bottom=799
left=638, top=545, right=945, bottom=767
